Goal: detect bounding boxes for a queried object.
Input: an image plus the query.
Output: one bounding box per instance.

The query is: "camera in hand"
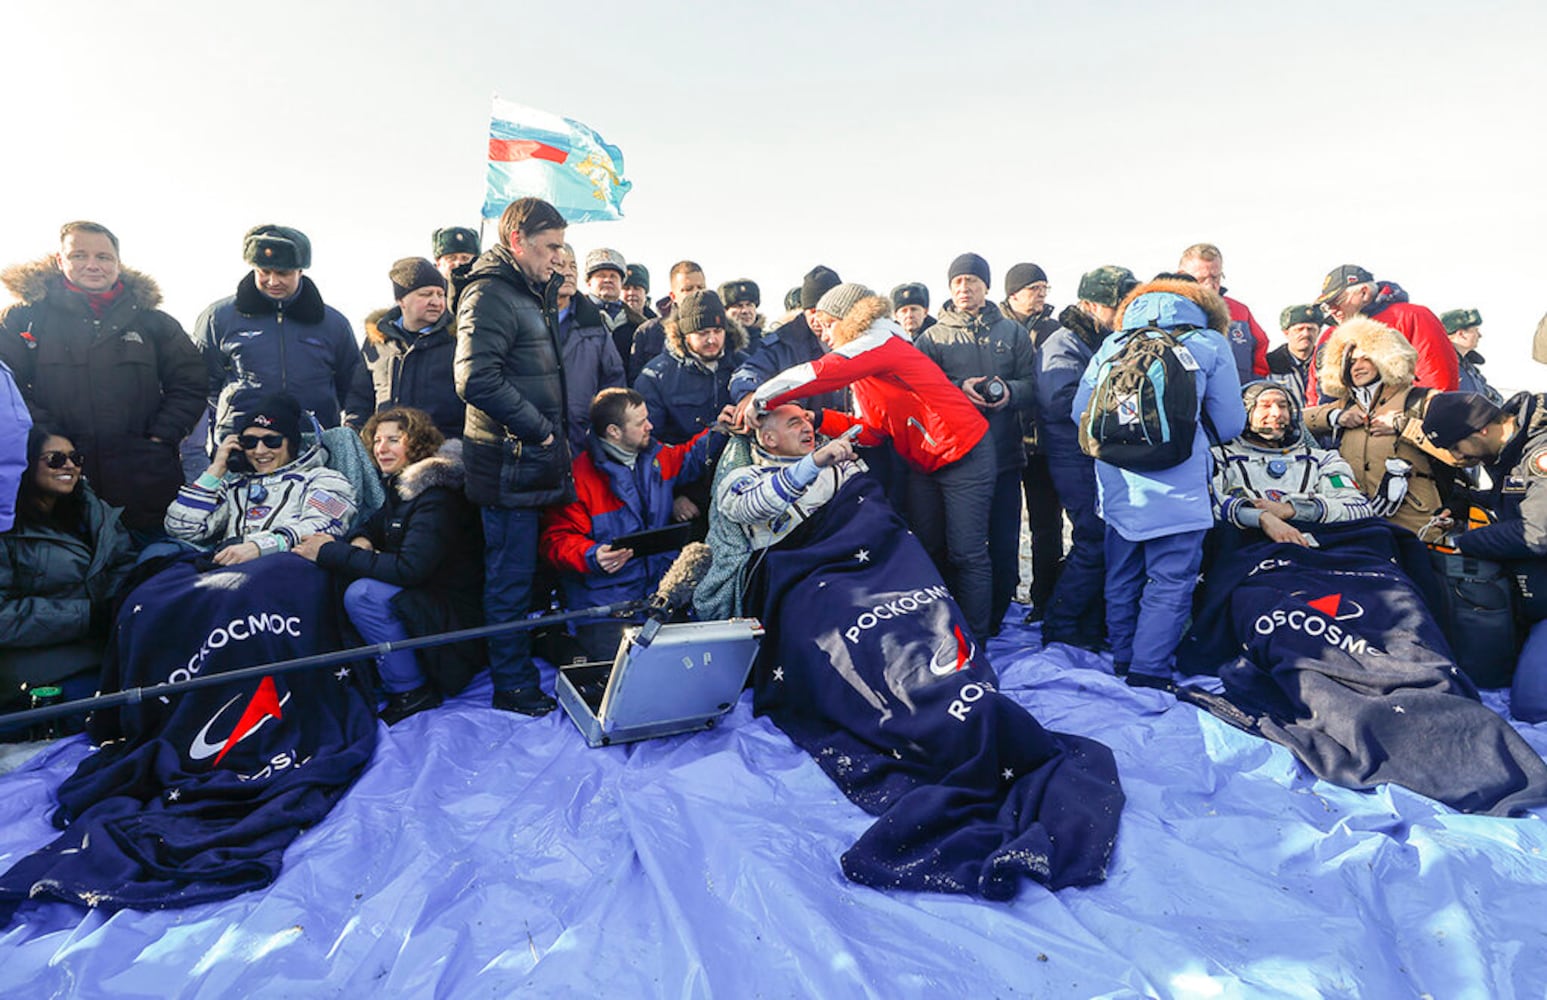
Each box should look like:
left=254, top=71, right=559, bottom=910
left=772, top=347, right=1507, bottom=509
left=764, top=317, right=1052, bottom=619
left=980, top=377, right=1007, bottom=404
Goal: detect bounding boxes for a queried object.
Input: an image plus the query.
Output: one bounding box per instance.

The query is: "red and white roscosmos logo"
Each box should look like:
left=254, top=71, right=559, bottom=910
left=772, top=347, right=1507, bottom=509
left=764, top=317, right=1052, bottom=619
left=188, top=676, right=291, bottom=768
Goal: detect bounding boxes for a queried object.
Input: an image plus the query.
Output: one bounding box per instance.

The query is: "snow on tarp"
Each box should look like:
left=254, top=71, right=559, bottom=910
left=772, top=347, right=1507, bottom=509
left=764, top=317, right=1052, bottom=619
left=1, top=615, right=1545, bottom=998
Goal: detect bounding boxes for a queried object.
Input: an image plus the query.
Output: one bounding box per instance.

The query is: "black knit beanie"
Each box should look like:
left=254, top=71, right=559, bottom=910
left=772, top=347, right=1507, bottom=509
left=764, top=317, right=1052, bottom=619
left=948, top=252, right=991, bottom=288
left=390, top=257, right=446, bottom=300
left=677, top=290, right=728, bottom=335
left=1004, top=262, right=1048, bottom=295
left=800, top=266, right=842, bottom=310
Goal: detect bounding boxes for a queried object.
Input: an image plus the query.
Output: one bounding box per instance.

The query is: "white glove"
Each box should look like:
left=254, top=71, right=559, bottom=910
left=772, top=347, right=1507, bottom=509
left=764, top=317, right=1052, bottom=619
left=1368, top=457, right=1412, bottom=517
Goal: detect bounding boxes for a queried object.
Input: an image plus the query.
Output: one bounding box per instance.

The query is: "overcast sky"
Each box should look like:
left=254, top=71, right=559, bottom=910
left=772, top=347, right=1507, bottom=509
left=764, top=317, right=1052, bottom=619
left=3, top=0, right=1543, bottom=390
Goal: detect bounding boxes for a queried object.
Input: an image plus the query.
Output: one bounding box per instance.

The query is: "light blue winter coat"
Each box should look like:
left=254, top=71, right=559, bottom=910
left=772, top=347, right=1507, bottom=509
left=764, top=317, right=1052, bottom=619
left=0, top=359, right=29, bottom=532
left=1071, top=292, right=1246, bottom=542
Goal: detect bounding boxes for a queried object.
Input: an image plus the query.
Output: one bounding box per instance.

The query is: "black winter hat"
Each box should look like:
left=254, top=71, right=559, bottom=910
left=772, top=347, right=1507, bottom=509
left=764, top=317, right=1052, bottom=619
left=719, top=279, right=760, bottom=307
left=243, top=225, right=311, bottom=270
left=800, top=266, right=842, bottom=310
left=220, top=388, right=304, bottom=456
left=948, top=252, right=991, bottom=288
left=677, top=290, right=728, bottom=335
left=1422, top=392, right=1502, bottom=449
left=624, top=263, right=650, bottom=291
left=1004, top=263, right=1048, bottom=295
left=891, top=282, right=929, bottom=311
left=390, top=257, right=446, bottom=300
left=432, top=226, right=480, bottom=261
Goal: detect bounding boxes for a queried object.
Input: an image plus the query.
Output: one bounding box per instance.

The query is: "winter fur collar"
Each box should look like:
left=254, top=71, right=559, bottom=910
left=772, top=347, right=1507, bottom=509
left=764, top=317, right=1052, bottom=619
left=828, top=295, right=894, bottom=348
left=235, top=271, right=327, bottom=324
left=1316, top=316, right=1417, bottom=402
left=395, top=439, right=466, bottom=501
left=364, top=305, right=451, bottom=345
left=1115, top=278, right=1230, bottom=334
left=664, top=311, right=750, bottom=360
left=1, top=254, right=163, bottom=310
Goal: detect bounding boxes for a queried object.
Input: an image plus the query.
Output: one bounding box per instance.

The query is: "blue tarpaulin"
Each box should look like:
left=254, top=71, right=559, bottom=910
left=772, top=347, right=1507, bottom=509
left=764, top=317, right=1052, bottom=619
left=2, top=615, right=1545, bottom=998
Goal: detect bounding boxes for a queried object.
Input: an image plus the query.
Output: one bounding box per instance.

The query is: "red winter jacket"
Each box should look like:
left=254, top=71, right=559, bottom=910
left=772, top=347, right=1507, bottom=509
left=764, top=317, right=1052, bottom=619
left=1306, top=284, right=1460, bottom=403
left=1224, top=295, right=1270, bottom=381
left=753, top=320, right=987, bottom=474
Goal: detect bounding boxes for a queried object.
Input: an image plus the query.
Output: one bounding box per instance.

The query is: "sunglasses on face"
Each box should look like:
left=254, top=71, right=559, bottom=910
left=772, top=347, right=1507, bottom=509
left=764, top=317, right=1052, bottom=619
left=239, top=433, right=286, bottom=450
left=41, top=450, right=84, bottom=469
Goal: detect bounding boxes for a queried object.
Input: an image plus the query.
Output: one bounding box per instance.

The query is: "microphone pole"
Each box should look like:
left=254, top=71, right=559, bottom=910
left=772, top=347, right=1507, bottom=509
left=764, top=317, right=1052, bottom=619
left=0, top=600, right=643, bottom=730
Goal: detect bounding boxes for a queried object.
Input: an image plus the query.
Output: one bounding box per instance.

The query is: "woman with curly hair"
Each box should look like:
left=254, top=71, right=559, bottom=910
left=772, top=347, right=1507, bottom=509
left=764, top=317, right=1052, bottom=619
left=292, top=407, right=483, bottom=725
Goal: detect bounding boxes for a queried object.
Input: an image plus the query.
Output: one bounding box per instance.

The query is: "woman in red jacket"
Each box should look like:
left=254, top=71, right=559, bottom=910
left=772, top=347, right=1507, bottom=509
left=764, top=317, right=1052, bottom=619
left=749, top=285, right=998, bottom=640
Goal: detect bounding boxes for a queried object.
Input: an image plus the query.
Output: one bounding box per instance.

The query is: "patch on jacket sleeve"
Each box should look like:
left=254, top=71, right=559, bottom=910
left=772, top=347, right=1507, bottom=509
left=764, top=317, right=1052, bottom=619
left=305, top=489, right=351, bottom=520
left=1529, top=448, right=1547, bottom=477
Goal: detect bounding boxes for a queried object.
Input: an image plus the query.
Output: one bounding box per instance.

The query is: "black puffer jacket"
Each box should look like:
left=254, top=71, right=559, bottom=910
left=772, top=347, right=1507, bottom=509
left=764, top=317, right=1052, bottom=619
left=453, top=245, right=574, bottom=508
left=914, top=301, right=1037, bottom=472
left=316, top=442, right=485, bottom=696
left=0, top=257, right=204, bottom=530
left=344, top=307, right=465, bottom=440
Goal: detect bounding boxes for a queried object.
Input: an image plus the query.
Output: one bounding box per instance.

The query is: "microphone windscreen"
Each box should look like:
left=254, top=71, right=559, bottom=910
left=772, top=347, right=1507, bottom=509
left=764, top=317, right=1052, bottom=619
left=652, top=542, right=713, bottom=608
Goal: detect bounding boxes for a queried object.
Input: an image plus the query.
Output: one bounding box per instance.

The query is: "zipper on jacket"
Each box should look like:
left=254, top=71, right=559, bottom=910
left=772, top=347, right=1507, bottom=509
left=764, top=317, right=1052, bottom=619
left=908, top=417, right=937, bottom=447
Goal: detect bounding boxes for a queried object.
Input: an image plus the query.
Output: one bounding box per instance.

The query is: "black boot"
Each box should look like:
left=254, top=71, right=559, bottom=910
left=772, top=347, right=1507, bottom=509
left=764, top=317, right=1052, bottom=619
left=380, top=685, right=442, bottom=726
left=492, top=685, right=557, bottom=717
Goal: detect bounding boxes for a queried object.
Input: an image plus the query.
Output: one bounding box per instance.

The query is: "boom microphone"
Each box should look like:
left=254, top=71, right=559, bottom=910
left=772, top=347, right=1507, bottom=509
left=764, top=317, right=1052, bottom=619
left=633, top=542, right=714, bottom=648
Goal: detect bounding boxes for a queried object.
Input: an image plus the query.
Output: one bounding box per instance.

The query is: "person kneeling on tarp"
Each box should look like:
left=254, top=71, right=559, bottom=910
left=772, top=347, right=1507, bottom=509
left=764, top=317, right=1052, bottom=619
left=1423, top=390, right=1547, bottom=721
left=539, top=388, right=729, bottom=661
left=291, top=408, right=484, bottom=726
left=162, top=390, right=357, bottom=563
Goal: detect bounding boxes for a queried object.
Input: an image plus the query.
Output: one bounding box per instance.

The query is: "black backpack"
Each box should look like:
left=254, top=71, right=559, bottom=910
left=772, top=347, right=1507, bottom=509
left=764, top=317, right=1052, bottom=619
left=1078, top=325, right=1202, bottom=471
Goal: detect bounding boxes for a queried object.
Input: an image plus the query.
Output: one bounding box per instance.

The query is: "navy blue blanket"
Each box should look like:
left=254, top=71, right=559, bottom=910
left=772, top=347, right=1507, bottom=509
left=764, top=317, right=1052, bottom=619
left=1177, top=520, right=1547, bottom=816
left=747, top=474, right=1123, bottom=898
left=0, top=556, right=376, bottom=917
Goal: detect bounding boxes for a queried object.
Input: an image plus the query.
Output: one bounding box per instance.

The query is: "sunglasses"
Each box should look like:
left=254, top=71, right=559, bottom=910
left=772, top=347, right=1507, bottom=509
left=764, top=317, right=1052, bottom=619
left=40, top=450, right=84, bottom=469
left=239, top=433, right=287, bottom=450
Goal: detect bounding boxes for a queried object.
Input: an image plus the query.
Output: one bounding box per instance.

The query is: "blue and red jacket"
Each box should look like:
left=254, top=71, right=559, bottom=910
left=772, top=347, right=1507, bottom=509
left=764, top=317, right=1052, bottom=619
left=540, top=428, right=718, bottom=610
left=1224, top=295, right=1270, bottom=383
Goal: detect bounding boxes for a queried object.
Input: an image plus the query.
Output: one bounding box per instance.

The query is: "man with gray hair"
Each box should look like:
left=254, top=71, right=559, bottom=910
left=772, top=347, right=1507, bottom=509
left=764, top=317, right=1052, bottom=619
left=1307, top=264, right=1458, bottom=402
left=1177, top=243, right=1269, bottom=384
left=585, top=247, right=646, bottom=364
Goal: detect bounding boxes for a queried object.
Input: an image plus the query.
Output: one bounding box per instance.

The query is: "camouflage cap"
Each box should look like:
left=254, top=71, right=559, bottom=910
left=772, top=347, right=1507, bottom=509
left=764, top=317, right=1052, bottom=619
left=1279, top=304, right=1322, bottom=330
left=1076, top=266, right=1138, bottom=308
left=1315, top=264, right=1374, bottom=305
left=1440, top=308, right=1483, bottom=334
left=584, top=247, right=627, bottom=278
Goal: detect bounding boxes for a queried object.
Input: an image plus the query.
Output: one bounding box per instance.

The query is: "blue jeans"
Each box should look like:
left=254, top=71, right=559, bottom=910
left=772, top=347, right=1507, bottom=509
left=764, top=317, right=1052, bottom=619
left=1043, top=452, right=1106, bottom=644
left=1513, top=618, right=1547, bottom=723
left=482, top=506, right=542, bottom=692
left=1105, top=528, right=1208, bottom=678
left=342, top=578, right=420, bottom=693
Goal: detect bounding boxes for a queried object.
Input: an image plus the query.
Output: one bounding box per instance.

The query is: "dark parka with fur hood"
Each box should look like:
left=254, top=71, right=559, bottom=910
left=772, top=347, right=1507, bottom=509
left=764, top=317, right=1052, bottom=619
left=316, top=441, right=484, bottom=696
left=0, top=255, right=204, bottom=530
left=1303, top=316, right=1455, bottom=535
left=453, top=245, right=575, bottom=508
left=344, top=307, right=465, bottom=441
left=634, top=313, right=750, bottom=445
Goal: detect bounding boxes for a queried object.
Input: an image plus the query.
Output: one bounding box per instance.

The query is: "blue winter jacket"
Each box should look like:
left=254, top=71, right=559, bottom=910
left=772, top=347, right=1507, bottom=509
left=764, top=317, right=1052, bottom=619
left=1072, top=292, right=1246, bottom=542
left=1035, top=305, right=1105, bottom=461
left=728, top=314, right=847, bottom=413
left=194, top=274, right=362, bottom=429
left=540, top=429, right=719, bottom=612
left=0, top=359, right=29, bottom=532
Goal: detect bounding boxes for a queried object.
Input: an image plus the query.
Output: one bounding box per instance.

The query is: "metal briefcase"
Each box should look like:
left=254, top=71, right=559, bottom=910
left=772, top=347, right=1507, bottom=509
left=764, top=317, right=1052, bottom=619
left=555, top=618, right=764, bottom=748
